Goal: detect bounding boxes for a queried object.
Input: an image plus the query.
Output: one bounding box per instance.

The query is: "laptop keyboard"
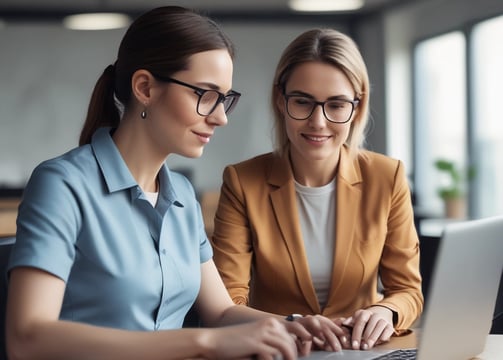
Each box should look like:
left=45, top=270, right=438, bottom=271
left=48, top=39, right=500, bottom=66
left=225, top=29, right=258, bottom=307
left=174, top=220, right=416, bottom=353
left=374, top=348, right=418, bottom=360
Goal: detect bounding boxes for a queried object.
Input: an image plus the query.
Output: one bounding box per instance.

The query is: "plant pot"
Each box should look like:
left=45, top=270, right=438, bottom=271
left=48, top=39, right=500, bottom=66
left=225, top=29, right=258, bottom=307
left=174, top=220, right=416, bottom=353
left=444, top=197, right=467, bottom=219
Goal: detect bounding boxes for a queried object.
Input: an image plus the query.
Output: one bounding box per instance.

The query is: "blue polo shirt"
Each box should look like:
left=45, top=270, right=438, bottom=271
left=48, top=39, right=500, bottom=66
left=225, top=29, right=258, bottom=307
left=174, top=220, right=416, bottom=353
left=9, top=127, right=212, bottom=330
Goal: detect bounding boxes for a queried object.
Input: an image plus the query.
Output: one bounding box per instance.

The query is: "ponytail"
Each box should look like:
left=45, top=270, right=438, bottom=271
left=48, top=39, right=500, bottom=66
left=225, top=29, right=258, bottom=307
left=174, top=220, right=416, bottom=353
left=79, top=64, right=120, bottom=145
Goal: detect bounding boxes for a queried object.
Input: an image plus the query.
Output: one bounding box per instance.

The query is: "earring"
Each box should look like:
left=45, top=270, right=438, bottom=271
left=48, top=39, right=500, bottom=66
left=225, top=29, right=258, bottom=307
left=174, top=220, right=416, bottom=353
left=140, top=103, right=147, bottom=119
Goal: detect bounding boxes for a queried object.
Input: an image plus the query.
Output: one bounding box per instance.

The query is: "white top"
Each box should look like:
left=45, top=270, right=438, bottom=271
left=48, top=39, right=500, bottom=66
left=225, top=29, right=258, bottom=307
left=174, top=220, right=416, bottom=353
left=144, top=191, right=159, bottom=207
left=295, top=178, right=336, bottom=308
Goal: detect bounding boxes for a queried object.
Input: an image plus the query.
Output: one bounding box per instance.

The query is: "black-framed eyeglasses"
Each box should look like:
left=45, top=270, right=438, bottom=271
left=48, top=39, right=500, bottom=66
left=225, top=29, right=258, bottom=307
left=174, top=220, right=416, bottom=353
left=154, top=75, right=241, bottom=116
left=283, top=93, right=359, bottom=124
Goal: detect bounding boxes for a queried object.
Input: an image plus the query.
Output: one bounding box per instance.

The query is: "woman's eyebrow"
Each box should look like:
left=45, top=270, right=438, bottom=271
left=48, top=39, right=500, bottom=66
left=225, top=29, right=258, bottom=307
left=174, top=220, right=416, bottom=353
left=193, top=81, right=220, bottom=90
left=286, top=90, right=314, bottom=97
left=285, top=90, right=355, bottom=101
left=196, top=81, right=234, bottom=94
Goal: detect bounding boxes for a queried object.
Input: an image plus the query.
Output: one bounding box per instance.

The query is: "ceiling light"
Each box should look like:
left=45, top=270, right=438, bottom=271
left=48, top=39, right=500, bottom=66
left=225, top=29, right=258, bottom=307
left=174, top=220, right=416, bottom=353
left=289, top=0, right=365, bottom=12
left=63, top=13, right=131, bottom=30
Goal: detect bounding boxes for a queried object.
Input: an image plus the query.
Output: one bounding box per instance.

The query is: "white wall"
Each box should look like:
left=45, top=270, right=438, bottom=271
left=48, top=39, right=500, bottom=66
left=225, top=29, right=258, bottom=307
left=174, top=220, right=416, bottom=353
left=0, top=24, right=124, bottom=187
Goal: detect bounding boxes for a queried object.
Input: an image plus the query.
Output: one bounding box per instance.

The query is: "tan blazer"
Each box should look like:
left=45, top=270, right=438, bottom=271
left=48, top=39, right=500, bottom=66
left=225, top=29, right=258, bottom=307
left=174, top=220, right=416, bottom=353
left=212, top=146, right=423, bottom=331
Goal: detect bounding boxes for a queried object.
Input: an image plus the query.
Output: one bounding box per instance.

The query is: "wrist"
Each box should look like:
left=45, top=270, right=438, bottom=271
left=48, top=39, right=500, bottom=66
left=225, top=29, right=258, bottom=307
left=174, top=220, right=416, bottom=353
left=193, top=328, right=216, bottom=359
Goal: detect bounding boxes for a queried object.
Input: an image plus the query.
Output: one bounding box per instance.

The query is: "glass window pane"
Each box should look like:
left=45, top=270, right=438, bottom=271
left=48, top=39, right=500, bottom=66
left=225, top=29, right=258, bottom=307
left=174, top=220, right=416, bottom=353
left=413, top=32, right=466, bottom=216
left=472, top=15, right=503, bottom=218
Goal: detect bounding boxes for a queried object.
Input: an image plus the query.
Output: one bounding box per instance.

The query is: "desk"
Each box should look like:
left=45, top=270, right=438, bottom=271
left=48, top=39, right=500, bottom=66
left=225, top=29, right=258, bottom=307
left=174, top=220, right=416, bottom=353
left=378, top=330, right=502, bottom=359
left=0, top=198, right=20, bottom=237
left=419, top=218, right=464, bottom=238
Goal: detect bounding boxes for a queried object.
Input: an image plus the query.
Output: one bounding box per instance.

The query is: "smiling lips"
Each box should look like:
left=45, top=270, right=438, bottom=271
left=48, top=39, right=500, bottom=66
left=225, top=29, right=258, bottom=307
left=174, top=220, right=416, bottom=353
left=302, top=134, right=332, bottom=143
left=194, top=131, right=213, bottom=144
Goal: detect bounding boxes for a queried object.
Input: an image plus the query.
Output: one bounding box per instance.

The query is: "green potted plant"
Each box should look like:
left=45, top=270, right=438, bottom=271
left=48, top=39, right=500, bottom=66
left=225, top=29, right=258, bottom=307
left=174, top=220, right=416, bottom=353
left=434, top=159, right=475, bottom=219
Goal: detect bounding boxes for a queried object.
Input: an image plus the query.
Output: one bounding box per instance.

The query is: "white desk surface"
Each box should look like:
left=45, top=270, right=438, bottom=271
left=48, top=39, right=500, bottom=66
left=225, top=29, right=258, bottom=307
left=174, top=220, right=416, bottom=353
left=419, top=217, right=465, bottom=237
left=478, top=335, right=503, bottom=359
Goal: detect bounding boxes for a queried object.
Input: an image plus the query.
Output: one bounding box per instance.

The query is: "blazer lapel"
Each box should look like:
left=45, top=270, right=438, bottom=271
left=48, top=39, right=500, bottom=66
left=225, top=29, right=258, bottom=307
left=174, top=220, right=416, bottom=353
left=327, top=147, right=363, bottom=300
left=268, top=154, right=321, bottom=313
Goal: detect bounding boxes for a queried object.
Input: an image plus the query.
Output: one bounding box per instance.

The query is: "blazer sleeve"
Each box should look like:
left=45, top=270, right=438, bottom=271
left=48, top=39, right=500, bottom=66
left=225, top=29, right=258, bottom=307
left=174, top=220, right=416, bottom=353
left=211, top=165, right=253, bottom=305
left=375, top=160, right=424, bottom=331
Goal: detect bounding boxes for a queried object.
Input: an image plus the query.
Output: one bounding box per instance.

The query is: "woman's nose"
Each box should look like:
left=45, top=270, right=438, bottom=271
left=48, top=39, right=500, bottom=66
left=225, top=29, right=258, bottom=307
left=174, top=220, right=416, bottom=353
left=207, top=103, right=228, bottom=126
left=308, top=104, right=327, bottom=128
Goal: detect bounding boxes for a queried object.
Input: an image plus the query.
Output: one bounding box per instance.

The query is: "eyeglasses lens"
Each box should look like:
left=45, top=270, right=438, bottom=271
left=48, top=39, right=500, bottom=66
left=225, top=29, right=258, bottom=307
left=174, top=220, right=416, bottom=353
left=222, top=95, right=239, bottom=114
left=198, top=91, right=220, bottom=115
left=198, top=91, right=240, bottom=116
left=287, top=96, right=354, bottom=123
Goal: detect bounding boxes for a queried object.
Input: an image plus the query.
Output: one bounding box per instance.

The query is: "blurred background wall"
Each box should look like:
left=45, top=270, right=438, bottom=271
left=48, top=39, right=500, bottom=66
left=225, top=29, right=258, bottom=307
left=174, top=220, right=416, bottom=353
left=1, top=0, right=503, bottom=196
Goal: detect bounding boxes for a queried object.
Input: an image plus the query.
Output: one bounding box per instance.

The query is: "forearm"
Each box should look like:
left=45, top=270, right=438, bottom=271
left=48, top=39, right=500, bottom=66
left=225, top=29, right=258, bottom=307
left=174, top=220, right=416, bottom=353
left=381, top=163, right=424, bottom=328
left=214, top=303, right=285, bottom=327
left=8, top=320, right=215, bottom=360
left=380, top=234, right=424, bottom=327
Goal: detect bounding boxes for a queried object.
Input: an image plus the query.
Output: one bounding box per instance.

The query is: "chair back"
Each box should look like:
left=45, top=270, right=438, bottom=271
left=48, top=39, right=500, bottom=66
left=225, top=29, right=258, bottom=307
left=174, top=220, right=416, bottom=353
left=491, top=271, right=503, bottom=334
left=0, top=237, right=15, bottom=360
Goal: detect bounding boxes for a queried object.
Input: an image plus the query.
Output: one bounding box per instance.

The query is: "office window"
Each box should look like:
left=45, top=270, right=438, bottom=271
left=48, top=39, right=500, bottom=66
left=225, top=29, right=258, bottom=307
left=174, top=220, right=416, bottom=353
left=471, top=15, right=503, bottom=217
left=413, top=32, right=466, bottom=215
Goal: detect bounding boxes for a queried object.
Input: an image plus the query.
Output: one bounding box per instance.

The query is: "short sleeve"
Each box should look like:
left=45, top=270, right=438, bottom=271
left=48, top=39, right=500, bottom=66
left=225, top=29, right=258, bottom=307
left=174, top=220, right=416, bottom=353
left=8, top=160, right=81, bottom=281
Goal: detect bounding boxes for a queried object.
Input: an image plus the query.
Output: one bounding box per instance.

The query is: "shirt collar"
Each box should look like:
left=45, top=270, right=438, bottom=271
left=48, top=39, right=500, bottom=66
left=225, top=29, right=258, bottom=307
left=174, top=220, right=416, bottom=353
left=157, top=164, right=185, bottom=211
left=91, top=127, right=137, bottom=193
left=90, top=127, right=184, bottom=209
left=91, top=127, right=138, bottom=192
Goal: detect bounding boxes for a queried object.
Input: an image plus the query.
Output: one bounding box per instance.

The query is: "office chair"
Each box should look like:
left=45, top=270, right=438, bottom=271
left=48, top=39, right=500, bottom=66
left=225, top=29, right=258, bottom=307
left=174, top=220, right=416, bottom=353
left=0, top=236, right=15, bottom=360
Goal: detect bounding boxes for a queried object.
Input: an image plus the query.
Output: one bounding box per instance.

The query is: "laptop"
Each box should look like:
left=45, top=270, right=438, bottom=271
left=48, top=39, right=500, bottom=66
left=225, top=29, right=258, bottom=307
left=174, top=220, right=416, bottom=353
left=303, top=215, right=503, bottom=359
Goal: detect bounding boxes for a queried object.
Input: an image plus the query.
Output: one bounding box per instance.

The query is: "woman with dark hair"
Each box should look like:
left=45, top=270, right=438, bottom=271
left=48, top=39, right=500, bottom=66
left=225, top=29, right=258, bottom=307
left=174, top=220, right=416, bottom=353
left=6, top=7, right=345, bottom=359
left=212, top=28, right=423, bottom=351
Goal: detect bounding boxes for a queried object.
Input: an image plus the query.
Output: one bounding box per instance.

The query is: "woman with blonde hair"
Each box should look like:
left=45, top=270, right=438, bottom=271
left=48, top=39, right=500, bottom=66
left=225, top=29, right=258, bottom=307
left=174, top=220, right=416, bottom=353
left=212, top=28, right=423, bottom=351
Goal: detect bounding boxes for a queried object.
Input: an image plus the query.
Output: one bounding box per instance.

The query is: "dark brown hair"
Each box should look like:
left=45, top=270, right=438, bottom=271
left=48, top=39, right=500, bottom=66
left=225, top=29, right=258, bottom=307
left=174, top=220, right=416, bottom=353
left=79, top=6, right=235, bottom=145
